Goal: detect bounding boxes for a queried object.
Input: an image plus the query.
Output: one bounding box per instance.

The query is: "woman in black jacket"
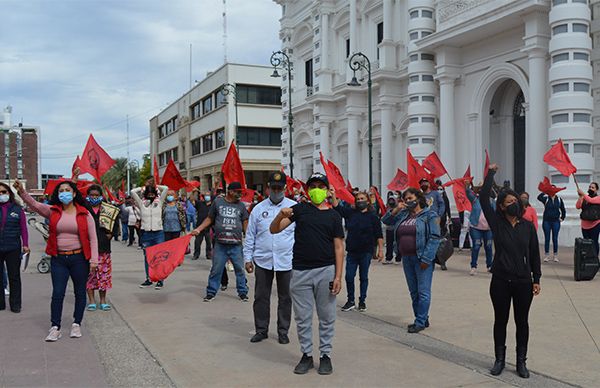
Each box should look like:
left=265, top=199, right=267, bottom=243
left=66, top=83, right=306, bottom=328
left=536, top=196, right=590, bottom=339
left=480, top=164, right=541, bottom=379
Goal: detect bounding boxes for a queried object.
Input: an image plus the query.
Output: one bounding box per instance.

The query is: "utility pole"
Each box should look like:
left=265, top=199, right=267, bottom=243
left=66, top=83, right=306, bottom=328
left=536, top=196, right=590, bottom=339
left=126, top=115, right=130, bottom=193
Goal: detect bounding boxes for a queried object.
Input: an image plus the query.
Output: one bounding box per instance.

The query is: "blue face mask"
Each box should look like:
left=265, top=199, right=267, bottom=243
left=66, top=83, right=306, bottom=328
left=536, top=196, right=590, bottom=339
left=166, top=195, right=175, bottom=203
left=204, top=195, right=211, bottom=202
left=58, top=191, right=74, bottom=205
left=86, top=196, right=103, bottom=206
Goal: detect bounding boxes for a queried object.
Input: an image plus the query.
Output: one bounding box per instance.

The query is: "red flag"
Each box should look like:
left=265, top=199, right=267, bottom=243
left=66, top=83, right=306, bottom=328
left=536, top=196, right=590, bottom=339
left=422, top=152, right=447, bottom=179
left=463, top=165, right=472, bottom=182
left=543, top=139, right=577, bottom=176
left=78, top=135, right=116, bottom=182
left=241, top=188, right=256, bottom=203
left=319, top=153, right=354, bottom=204
left=484, top=150, right=490, bottom=179
left=71, top=156, right=81, bottom=179
left=538, top=177, right=566, bottom=197
left=153, top=155, right=160, bottom=184
left=370, top=186, right=386, bottom=216
left=103, top=185, right=119, bottom=203
left=145, top=235, right=193, bottom=282
left=407, top=150, right=429, bottom=188
left=44, top=179, right=66, bottom=196
left=161, top=160, right=188, bottom=191
left=451, top=179, right=472, bottom=212
left=184, top=180, right=201, bottom=192
left=387, top=169, right=408, bottom=191
left=346, top=180, right=353, bottom=193
left=76, top=180, right=94, bottom=195
left=221, top=141, right=247, bottom=188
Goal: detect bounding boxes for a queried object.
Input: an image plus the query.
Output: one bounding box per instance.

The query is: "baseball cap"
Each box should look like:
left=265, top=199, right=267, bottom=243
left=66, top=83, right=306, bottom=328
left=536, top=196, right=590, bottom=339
left=227, top=182, right=243, bottom=191
left=268, top=171, right=286, bottom=187
left=306, top=172, right=329, bottom=188
left=419, top=177, right=430, bottom=184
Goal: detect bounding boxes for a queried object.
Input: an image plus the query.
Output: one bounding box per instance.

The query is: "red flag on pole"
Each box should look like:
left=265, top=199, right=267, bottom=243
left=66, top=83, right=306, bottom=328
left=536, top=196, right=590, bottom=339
left=71, top=156, right=81, bottom=179
left=387, top=168, right=408, bottom=191
left=543, top=139, right=577, bottom=176
left=451, top=179, right=472, bottom=212
left=319, top=153, right=354, bottom=204
left=538, top=177, right=566, bottom=197
left=184, top=180, right=200, bottom=192
left=407, top=149, right=429, bottom=188
left=161, top=160, right=188, bottom=191
left=103, top=185, right=119, bottom=203
left=483, top=150, right=490, bottom=179
left=463, top=165, right=472, bottom=182
left=44, top=179, right=66, bottom=196
left=145, top=235, right=193, bottom=282
left=221, top=141, right=247, bottom=188
left=78, top=135, right=116, bottom=182
left=346, top=180, right=354, bottom=193
left=422, top=151, right=448, bottom=178
left=370, top=186, right=386, bottom=216
left=118, top=180, right=126, bottom=200
left=153, top=155, right=160, bottom=184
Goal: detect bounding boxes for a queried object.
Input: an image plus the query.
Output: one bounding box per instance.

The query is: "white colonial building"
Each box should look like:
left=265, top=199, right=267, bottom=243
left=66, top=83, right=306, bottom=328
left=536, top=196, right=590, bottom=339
left=150, top=63, right=283, bottom=194
left=275, top=0, right=600, bottom=244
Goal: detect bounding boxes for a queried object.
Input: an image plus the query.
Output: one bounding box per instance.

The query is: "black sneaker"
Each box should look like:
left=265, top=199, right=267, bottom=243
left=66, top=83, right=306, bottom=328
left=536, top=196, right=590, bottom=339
left=192, top=255, right=199, bottom=260
left=341, top=301, right=355, bottom=312
left=408, top=319, right=430, bottom=330
left=139, top=279, right=153, bottom=288
left=250, top=332, right=268, bottom=343
left=155, top=281, right=164, bottom=290
left=293, top=354, right=314, bottom=375
left=203, top=294, right=215, bottom=302
left=221, top=285, right=228, bottom=291
left=318, top=354, right=333, bottom=375
left=358, top=302, right=367, bottom=312
left=239, top=294, right=249, bottom=302
left=408, top=325, right=425, bottom=334
left=382, top=260, right=393, bottom=265
left=278, top=333, right=290, bottom=344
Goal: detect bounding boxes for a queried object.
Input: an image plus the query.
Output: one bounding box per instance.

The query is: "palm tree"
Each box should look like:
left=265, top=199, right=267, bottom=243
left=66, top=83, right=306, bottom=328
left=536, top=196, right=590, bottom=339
left=101, top=157, right=139, bottom=192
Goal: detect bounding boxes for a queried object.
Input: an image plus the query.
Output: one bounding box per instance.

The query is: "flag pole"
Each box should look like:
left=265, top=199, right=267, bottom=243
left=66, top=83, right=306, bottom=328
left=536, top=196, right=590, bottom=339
left=572, top=174, right=580, bottom=191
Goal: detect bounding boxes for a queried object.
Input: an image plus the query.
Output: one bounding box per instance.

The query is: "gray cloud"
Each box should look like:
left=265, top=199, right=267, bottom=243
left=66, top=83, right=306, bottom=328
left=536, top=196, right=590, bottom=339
left=0, top=0, right=281, bottom=176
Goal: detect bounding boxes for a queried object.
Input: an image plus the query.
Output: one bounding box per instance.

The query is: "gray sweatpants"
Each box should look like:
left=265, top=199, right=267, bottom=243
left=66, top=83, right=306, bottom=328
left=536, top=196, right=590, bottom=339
left=290, top=265, right=336, bottom=356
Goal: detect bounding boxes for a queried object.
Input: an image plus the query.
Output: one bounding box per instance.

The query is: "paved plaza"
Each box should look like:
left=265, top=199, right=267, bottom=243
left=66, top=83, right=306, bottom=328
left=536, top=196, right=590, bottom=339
left=1, top=222, right=599, bottom=387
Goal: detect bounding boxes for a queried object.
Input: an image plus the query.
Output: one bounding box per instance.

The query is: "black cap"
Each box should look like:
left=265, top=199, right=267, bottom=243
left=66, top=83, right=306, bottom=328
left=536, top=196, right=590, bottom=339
left=268, top=171, right=286, bottom=187
left=419, top=177, right=430, bottom=184
left=306, top=172, right=329, bottom=188
left=227, top=182, right=242, bottom=191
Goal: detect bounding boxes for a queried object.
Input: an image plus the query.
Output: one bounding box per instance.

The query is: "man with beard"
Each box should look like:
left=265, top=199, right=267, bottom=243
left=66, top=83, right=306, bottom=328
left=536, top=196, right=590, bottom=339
left=243, top=172, right=296, bottom=345
left=191, top=182, right=249, bottom=302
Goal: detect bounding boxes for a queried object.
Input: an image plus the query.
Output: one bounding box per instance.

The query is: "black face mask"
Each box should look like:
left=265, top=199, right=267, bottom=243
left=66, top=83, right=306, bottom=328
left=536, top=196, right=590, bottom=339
left=387, top=198, right=397, bottom=208
left=355, top=200, right=369, bottom=211
left=505, top=202, right=520, bottom=217
left=406, top=200, right=418, bottom=211
left=588, top=189, right=597, bottom=197
left=420, top=185, right=429, bottom=192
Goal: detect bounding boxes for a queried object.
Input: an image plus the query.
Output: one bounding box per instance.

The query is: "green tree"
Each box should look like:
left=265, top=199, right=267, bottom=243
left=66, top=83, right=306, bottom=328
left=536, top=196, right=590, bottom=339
left=138, top=153, right=151, bottom=187
left=101, top=157, right=140, bottom=192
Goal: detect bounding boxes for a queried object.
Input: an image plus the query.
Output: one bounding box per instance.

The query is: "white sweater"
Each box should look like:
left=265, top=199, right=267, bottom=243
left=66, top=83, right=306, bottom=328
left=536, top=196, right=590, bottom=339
left=126, top=206, right=140, bottom=226
left=131, top=185, right=168, bottom=231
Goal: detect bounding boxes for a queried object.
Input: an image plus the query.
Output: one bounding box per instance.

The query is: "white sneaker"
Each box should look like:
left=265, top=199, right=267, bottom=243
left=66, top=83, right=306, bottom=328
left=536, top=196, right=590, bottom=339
left=4, top=288, right=8, bottom=296
left=469, top=268, right=477, bottom=276
left=45, top=326, right=61, bottom=342
left=70, top=323, right=82, bottom=338
left=553, top=254, right=559, bottom=262
left=226, top=261, right=234, bottom=272
left=543, top=255, right=550, bottom=262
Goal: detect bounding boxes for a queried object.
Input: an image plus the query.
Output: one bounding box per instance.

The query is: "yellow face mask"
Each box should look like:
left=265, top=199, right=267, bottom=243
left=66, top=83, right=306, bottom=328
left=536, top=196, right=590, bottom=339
left=308, top=188, right=328, bottom=205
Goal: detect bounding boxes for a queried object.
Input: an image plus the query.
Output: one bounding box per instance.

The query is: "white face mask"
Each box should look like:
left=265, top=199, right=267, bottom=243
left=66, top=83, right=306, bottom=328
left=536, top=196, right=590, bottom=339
left=0, top=194, right=9, bottom=203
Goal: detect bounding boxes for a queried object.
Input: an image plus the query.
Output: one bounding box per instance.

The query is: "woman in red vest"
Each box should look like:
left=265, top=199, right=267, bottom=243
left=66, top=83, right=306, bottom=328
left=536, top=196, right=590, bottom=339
left=14, top=179, right=98, bottom=342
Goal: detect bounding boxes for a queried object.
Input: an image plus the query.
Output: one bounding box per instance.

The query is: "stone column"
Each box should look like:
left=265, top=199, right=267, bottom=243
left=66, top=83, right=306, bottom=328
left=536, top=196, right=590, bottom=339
left=380, top=102, right=394, bottom=189
left=347, top=113, right=360, bottom=185
left=438, top=76, right=458, bottom=178
left=320, top=121, right=330, bottom=160
left=321, top=13, right=329, bottom=69
left=380, top=0, right=395, bottom=69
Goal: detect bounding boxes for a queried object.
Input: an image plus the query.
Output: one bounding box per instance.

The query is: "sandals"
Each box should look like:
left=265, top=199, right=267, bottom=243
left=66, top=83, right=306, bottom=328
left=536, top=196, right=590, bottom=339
left=87, top=304, right=97, bottom=311
left=99, top=304, right=111, bottom=311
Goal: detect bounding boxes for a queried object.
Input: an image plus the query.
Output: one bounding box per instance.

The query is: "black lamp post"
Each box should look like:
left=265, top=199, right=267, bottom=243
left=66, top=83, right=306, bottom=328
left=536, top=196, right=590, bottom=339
left=270, top=50, right=294, bottom=179
left=348, top=52, right=373, bottom=188
left=221, top=83, right=239, bottom=152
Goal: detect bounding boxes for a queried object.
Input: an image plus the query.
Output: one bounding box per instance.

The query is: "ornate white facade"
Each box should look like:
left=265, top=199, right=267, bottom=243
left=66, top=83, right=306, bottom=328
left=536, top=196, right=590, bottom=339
left=275, top=0, right=600, bottom=244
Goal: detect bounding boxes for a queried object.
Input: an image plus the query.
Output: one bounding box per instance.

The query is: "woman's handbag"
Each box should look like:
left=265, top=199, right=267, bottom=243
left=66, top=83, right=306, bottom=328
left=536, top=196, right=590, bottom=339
left=434, top=235, right=454, bottom=266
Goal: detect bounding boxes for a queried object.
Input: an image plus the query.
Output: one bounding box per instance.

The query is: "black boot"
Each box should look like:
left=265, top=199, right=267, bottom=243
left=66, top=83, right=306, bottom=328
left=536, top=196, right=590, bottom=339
left=489, top=345, right=506, bottom=376
left=516, top=347, right=530, bottom=378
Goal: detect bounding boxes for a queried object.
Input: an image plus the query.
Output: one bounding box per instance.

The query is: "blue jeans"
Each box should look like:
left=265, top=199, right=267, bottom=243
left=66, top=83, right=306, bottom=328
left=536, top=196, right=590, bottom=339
left=345, top=252, right=372, bottom=303
left=141, top=230, right=165, bottom=280
left=50, top=253, right=89, bottom=329
left=121, top=221, right=129, bottom=241
left=542, top=220, right=560, bottom=254
left=402, top=255, right=434, bottom=328
left=470, top=228, right=493, bottom=269
left=186, top=214, right=196, bottom=232
left=206, top=242, right=248, bottom=296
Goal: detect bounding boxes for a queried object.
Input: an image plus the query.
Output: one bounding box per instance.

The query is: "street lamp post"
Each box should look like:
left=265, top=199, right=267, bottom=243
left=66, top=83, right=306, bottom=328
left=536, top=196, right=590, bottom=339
left=348, top=52, right=373, bottom=188
left=270, top=50, right=294, bottom=179
left=127, top=159, right=139, bottom=193
left=221, top=83, right=239, bottom=152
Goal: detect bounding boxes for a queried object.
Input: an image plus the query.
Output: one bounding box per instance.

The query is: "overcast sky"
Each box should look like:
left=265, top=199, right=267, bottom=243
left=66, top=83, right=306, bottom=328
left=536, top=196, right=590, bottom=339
left=1, top=0, right=281, bottom=176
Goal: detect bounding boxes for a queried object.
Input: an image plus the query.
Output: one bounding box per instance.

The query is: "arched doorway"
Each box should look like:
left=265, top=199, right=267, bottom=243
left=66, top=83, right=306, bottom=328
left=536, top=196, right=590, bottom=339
left=487, top=80, right=525, bottom=192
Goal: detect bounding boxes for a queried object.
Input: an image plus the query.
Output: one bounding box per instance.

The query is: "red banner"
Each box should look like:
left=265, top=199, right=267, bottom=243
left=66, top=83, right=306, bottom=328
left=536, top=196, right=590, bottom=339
left=221, top=141, right=247, bottom=188
left=145, top=235, right=192, bottom=282
left=161, top=160, right=188, bottom=191
left=407, top=149, right=429, bottom=188
left=78, top=134, right=116, bottom=182
left=538, top=176, right=566, bottom=197
left=422, top=151, right=447, bottom=179
left=319, top=152, right=354, bottom=204
left=543, top=139, right=577, bottom=176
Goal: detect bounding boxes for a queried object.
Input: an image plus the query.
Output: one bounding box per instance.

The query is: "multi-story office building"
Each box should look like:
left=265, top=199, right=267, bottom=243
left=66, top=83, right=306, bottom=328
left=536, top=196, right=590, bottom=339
left=274, top=0, right=600, bottom=244
left=0, top=106, right=39, bottom=189
left=150, top=63, right=283, bottom=194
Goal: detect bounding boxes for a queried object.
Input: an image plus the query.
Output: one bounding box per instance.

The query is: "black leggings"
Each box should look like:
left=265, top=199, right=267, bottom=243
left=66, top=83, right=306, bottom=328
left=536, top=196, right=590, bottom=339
left=490, top=276, right=533, bottom=349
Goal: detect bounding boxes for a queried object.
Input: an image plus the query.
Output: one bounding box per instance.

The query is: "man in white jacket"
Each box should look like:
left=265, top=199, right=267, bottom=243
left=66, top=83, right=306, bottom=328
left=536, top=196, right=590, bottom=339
left=244, top=172, right=296, bottom=344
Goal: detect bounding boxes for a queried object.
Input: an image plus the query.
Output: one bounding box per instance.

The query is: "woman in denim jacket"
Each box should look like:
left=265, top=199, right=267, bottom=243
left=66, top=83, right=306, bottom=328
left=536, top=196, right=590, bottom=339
left=382, top=187, right=441, bottom=333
